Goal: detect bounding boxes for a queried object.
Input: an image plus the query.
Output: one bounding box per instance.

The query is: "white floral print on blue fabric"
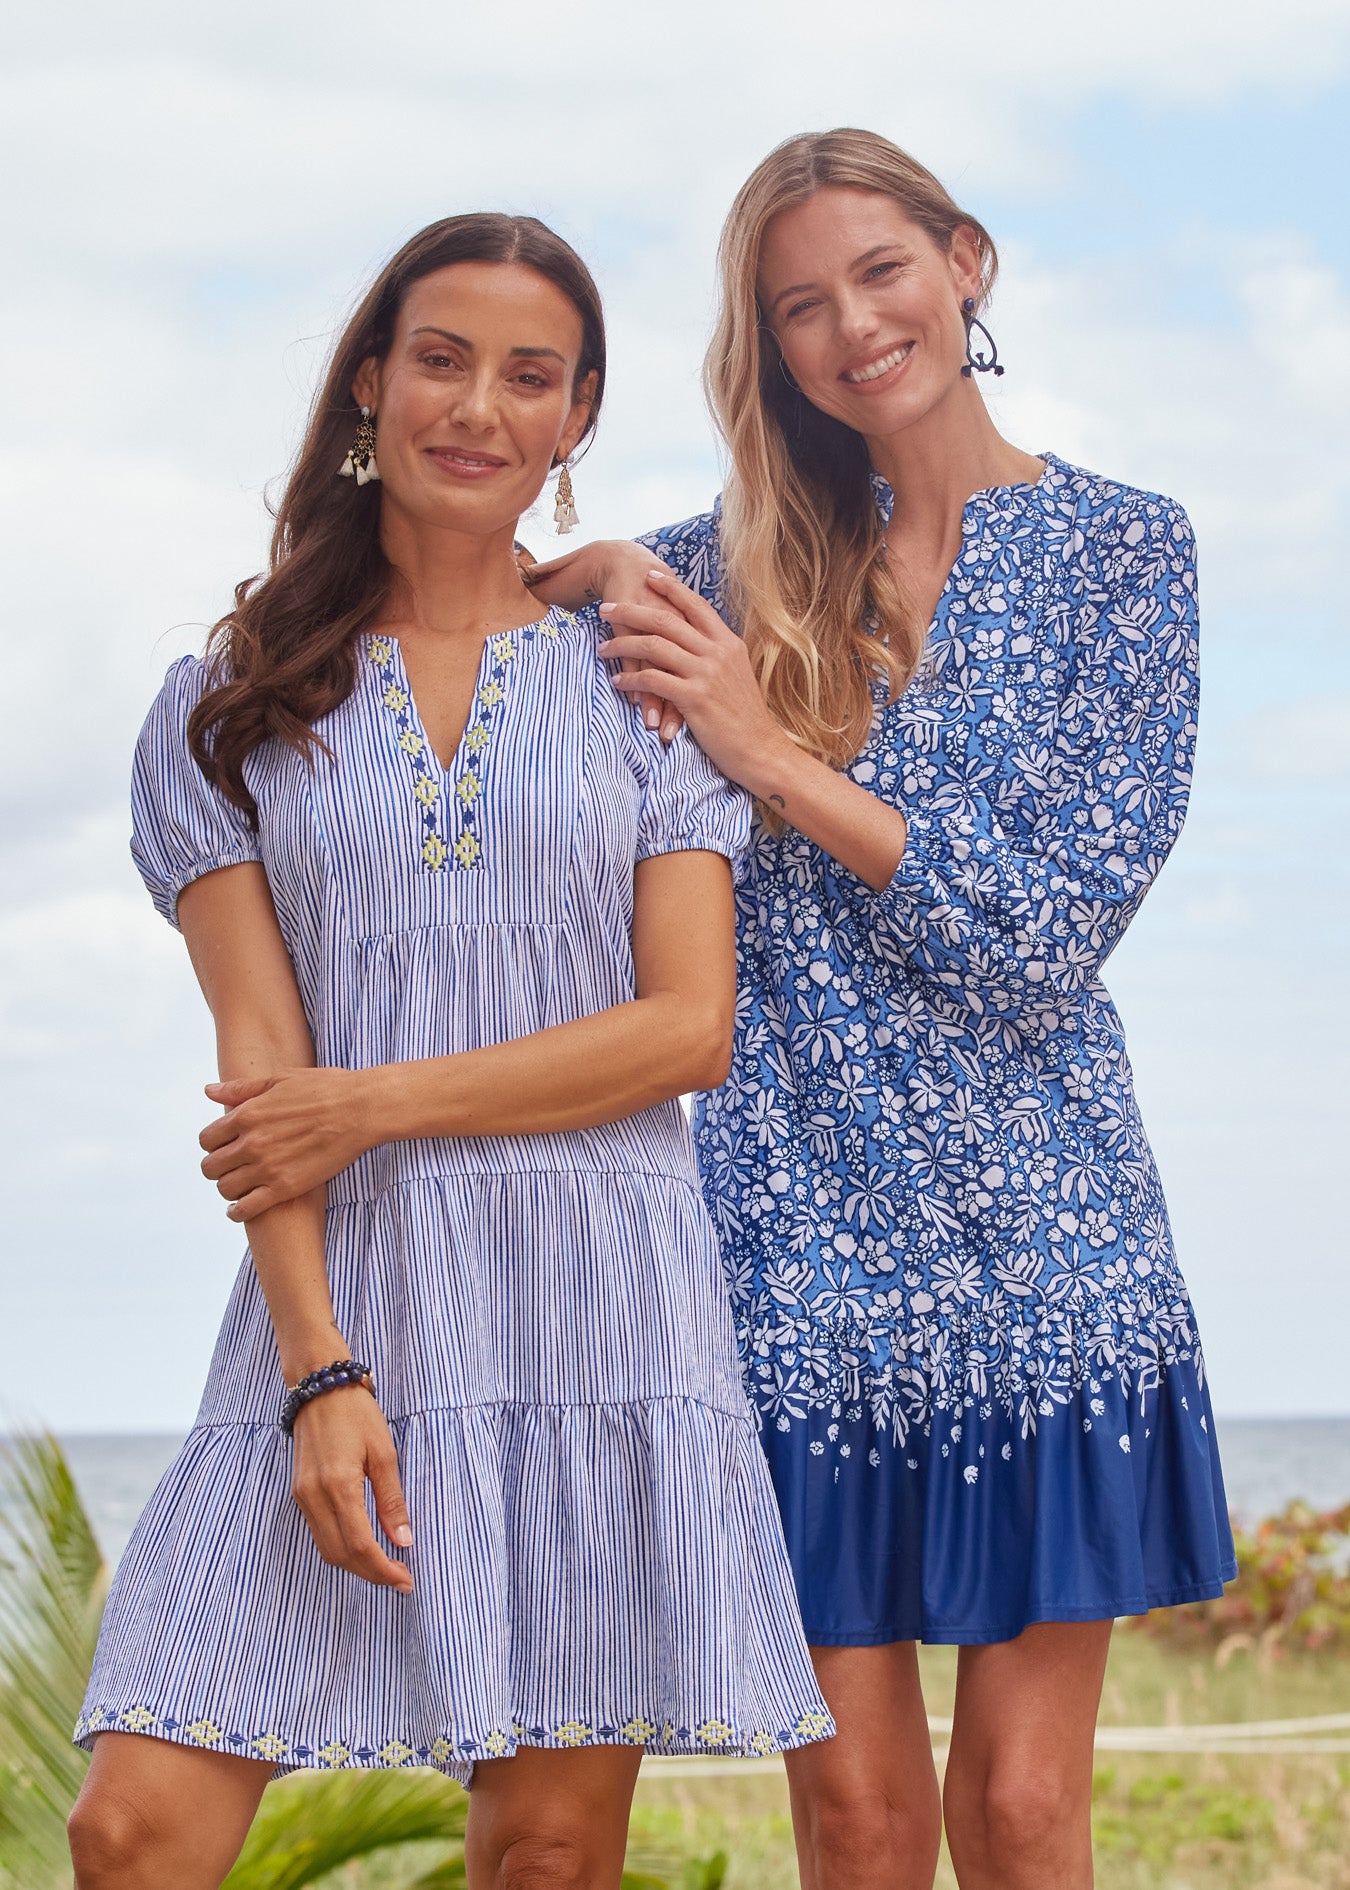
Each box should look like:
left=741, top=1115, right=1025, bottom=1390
left=643, top=456, right=1210, bottom=1453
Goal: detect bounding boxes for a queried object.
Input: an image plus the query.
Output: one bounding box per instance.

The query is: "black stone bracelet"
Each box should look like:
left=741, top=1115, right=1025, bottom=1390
left=279, top=1358, right=375, bottom=1437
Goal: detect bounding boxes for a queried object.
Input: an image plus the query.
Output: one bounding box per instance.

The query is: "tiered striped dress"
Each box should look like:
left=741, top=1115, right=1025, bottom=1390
left=76, top=605, right=832, bottom=1781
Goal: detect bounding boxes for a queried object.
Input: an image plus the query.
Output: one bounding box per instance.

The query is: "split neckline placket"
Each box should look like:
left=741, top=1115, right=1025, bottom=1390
left=870, top=449, right=1059, bottom=537
left=366, top=605, right=577, bottom=872
left=869, top=451, right=1061, bottom=687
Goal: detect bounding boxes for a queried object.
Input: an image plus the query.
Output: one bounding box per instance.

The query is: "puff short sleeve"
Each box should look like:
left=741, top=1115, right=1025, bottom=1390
left=130, top=654, right=262, bottom=930
left=631, top=720, right=752, bottom=884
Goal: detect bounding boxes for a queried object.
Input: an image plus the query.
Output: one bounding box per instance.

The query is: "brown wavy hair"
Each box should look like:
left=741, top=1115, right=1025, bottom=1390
left=189, top=214, right=606, bottom=818
left=705, top=129, right=998, bottom=772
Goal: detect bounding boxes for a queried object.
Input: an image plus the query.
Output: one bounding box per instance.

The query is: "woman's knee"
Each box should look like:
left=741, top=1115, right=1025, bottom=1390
left=801, top=1773, right=942, bottom=1878
left=494, top=1829, right=593, bottom=1890
left=947, top=1762, right=1081, bottom=1865
left=985, top=1767, right=1079, bottom=1852
left=68, top=1783, right=159, bottom=1887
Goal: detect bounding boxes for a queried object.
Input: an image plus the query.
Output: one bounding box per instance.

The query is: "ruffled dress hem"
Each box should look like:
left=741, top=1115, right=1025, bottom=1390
left=73, top=1703, right=836, bottom=1785
left=77, top=1395, right=832, bottom=1783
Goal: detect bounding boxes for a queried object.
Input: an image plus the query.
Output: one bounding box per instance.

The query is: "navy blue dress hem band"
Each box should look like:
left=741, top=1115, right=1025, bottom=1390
left=800, top=1566, right=1239, bottom=1649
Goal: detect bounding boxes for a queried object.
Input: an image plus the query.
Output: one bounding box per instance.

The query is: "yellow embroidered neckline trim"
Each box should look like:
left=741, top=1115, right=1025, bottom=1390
left=367, top=610, right=575, bottom=871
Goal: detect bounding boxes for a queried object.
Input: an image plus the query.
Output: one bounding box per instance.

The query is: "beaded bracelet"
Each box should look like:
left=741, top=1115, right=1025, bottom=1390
left=279, top=1358, right=376, bottom=1437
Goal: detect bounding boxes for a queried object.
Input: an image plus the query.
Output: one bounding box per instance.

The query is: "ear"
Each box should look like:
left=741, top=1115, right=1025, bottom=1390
left=946, top=224, right=986, bottom=307
left=351, top=355, right=380, bottom=413
left=556, top=368, right=599, bottom=463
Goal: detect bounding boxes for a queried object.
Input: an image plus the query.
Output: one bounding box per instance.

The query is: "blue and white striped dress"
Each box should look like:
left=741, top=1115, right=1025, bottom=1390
left=76, top=605, right=832, bottom=1781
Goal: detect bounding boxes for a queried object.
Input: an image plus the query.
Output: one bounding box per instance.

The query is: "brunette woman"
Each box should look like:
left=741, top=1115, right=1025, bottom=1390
left=530, top=131, right=1235, bottom=1890
left=67, top=213, right=830, bottom=1890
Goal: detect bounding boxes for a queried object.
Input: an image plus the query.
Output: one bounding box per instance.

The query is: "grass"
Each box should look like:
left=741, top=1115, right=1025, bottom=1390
left=619, top=1637, right=1350, bottom=1890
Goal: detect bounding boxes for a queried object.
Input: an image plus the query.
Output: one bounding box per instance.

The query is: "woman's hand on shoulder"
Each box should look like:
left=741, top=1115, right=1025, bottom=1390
left=199, top=1067, right=371, bottom=1220
left=525, top=540, right=683, bottom=738
left=601, top=569, right=791, bottom=791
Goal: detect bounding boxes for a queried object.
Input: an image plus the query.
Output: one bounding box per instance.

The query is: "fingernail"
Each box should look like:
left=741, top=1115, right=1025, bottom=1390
left=645, top=707, right=660, bottom=729
left=394, top=1524, right=413, bottom=1547
left=598, top=603, right=614, bottom=618
left=646, top=569, right=666, bottom=582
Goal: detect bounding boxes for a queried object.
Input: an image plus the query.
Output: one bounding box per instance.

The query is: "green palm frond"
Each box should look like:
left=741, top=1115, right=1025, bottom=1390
left=404, top=1854, right=468, bottom=1890
left=619, top=1846, right=725, bottom=1890
left=0, top=1432, right=107, bottom=1890
left=222, top=1767, right=467, bottom=1890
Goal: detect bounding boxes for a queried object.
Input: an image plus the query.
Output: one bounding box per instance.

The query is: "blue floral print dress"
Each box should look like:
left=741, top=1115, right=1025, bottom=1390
left=642, top=455, right=1236, bottom=1645
left=76, top=606, right=832, bottom=1775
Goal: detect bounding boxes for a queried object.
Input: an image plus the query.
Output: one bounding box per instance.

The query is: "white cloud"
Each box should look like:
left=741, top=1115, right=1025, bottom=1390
left=4, top=0, right=1350, bottom=1426
left=982, top=234, right=1350, bottom=613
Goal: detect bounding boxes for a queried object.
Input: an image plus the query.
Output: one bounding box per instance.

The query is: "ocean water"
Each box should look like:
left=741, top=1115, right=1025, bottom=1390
left=36, top=1416, right=1350, bottom=1569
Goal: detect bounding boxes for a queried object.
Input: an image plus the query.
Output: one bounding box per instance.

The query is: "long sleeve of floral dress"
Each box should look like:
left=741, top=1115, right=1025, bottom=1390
left=643, top=476, right=1200, bottom=1027
left=831, top=491, right=1198, bottom=1023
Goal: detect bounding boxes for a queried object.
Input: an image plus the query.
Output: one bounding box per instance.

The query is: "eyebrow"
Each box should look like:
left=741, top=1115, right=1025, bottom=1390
left=768, top=245, right=900, bottom=310
left=409, top=325, right=566, bottom=363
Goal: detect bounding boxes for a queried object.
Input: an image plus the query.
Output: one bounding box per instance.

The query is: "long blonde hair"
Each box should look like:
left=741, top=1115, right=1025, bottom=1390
left=705, top=128, right=998, bottom=771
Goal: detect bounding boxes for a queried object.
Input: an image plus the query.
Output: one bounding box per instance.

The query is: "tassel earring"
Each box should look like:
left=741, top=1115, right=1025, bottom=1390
left=553, top=460, right=578, bottom=535
left=339, top=406, right=381, bottom=485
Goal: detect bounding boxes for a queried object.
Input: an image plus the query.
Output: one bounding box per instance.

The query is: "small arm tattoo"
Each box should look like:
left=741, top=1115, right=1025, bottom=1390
left=768, top=794, right=786, bottom=811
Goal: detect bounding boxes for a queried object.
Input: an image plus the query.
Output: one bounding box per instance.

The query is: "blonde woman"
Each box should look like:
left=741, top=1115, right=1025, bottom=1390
left=529, top=130, right=1235, bottom=1890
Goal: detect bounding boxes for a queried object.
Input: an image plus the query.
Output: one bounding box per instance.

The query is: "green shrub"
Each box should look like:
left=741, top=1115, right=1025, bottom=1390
left=1128, top=1500, right=1350, bottom=1653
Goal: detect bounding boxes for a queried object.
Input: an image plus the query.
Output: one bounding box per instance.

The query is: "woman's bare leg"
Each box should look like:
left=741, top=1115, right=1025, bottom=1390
left=68, top=1732, right=272, bottom=1890
left=784, top=1643, right=942, bottom=1890
left=465, top=1744, right=644, bottom=1890
left=943, top=1619, right=1113, bottom=1890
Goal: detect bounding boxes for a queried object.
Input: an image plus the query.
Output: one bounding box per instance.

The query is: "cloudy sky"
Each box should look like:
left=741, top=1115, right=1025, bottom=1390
left=3, top=0, right=1348, bottom=1431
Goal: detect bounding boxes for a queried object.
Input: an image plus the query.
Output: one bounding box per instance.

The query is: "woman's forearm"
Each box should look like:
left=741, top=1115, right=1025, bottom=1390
left=522, top=539, right=658, bottom=611
left=739, top=738, right=909, bottom=892
left=357, top=988, right=728, bottom=1145
left=218, top=1017, right=346, bottom=1381
left=181, top=865, right=344, bottom=1383
left=243, top=1191, right=347, bottom=1385
left=199, top=850, right=739, bottom=1219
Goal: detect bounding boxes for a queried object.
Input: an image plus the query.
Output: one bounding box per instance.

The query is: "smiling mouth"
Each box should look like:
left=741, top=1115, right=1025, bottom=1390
left=841, top=342, right=915, bottom=385
left=426, top=447, right=508, bottom=473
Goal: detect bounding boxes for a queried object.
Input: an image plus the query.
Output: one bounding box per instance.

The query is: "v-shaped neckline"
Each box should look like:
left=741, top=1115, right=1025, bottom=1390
left=387, top=629, right=499, bottom=779
left=366, top=606, right=575, bottom=872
